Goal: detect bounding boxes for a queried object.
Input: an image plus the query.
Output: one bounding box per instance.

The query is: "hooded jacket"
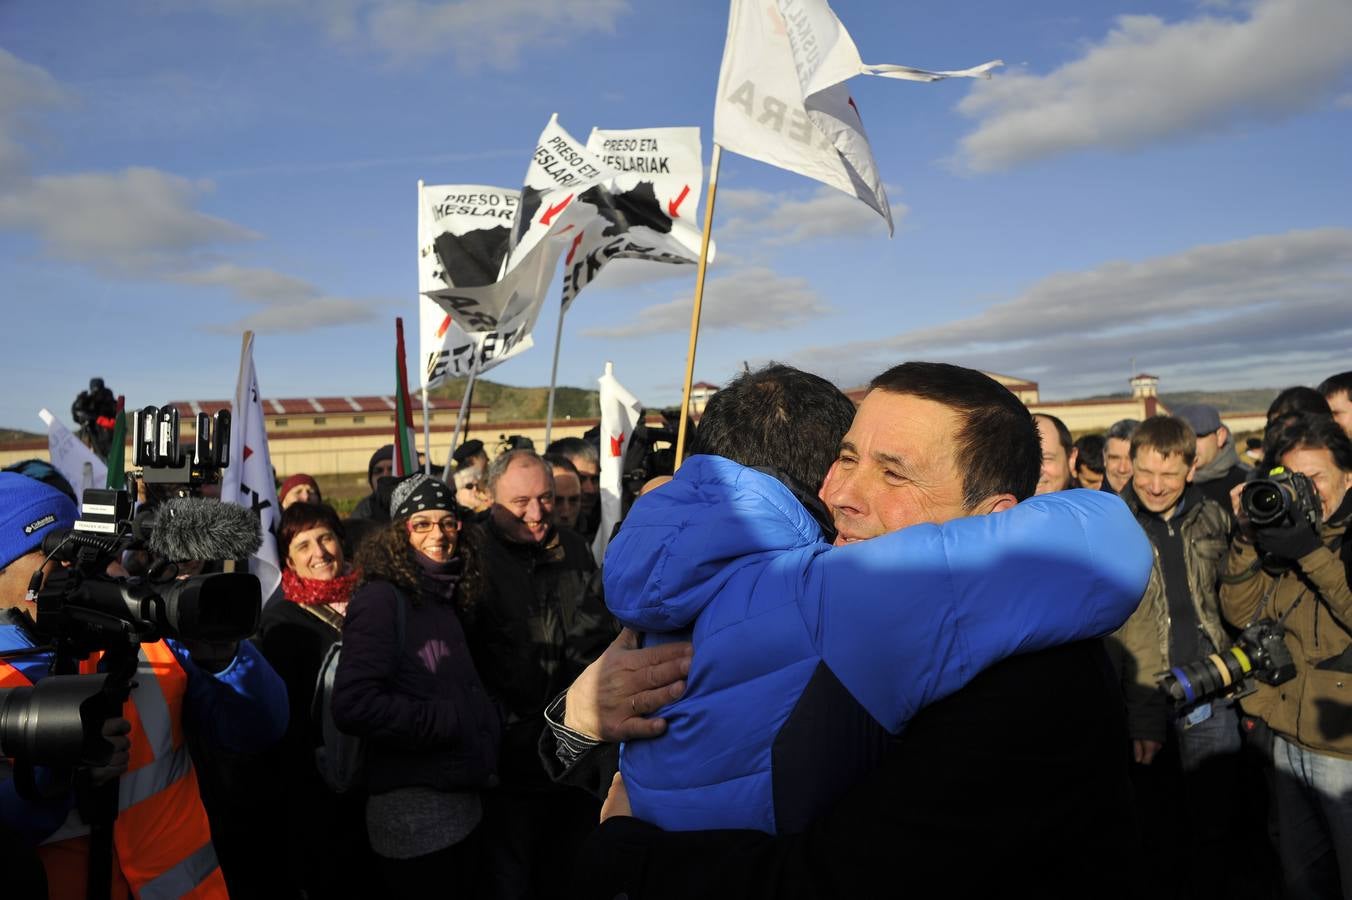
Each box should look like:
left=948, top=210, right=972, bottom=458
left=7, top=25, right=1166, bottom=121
left=606, top=455, right=1152, bottom=834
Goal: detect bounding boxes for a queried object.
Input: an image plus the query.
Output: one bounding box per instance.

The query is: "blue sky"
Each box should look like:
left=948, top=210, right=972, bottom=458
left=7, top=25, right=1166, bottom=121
left=2, top=0, right=1350, bottom=432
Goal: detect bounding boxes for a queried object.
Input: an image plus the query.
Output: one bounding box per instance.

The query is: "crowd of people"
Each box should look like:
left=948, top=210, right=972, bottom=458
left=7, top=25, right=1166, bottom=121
left=1, top=366, right=1350, bottom=899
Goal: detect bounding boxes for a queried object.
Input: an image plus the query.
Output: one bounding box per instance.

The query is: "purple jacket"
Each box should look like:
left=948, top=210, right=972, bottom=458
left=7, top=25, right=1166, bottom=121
left=331, top=579, right=501, bottom=794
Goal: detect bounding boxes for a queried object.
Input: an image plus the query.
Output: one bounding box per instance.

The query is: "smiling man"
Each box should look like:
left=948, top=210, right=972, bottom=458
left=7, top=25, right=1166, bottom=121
left=1031, top=413, right=1079, bottom=495
left=567, top=363, right=1152, bottom=897
left=468, top=448, right=617, bottom=899
left=1108, top=415, right=1242, bottom=894
left=601, top=364, right=1150, bottom=832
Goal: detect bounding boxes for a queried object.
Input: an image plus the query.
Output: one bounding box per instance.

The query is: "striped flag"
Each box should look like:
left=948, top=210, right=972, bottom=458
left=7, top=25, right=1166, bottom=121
left=105, top=396, right=126, bottom=490
left=393, top=317, right=418, bottom=477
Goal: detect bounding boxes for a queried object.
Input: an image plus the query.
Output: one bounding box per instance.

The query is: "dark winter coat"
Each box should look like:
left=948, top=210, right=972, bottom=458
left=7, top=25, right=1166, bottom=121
left=465, top=521, right=616, bottom=784
left=332, top=578, right=502, bottom=794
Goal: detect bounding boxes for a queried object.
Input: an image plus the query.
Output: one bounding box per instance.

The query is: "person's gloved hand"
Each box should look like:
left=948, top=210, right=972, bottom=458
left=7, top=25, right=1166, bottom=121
left=1256, top=518, right=1323, bottom=561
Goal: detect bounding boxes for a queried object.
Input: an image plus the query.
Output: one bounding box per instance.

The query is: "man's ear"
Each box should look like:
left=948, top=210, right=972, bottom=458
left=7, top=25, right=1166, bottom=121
left=1067, top=447, right=1079, bottom=475
left=973, top=492, right=1018, bottom=515
left=1217, top=425, right=1230, bottom=449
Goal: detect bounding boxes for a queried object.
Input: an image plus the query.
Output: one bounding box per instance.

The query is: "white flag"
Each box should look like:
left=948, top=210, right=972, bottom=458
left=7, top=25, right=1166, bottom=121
left=417, top=293, right=535, bottom=389
left=419, top=182, right=562, bottom=346
left=38, top=409, right=107, bottom=497
left=513, top=117, right=714, bottom=312
left=218, top=333, right=282, bottom=605
left=565, top=125, right=708, bottom=311
left=592, top=362, right=643, bottom=566
left=714, top=0, right=1000, bottom=233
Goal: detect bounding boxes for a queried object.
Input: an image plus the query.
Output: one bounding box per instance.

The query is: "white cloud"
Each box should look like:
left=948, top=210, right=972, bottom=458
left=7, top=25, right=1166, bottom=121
left=719, top=186, right=899, bottom=246
left=583, top=266, right=830, bottom=338
left=955, top=0, right=1352, bottom=171
left=792, top=228, right=1352, bottom=394
left=189, top=0, right=629, bottom=68
left=181, top=264, right=381, bottom=333
left=0, top=49, right=71, bottom=180
left=0, top=167, right=258, bottom=272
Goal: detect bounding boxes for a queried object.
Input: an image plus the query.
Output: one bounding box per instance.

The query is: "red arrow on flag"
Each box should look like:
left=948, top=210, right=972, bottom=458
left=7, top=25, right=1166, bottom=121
left=566, top=230, right=587, bottom=266
left=243, top=445, right=254, bottom=461
left=667, top=185, right=690, bottom=218
left=610, top=433, right=624, bottom=457
left=436, top=314, right=452, bottom=339
left=540, top=194, right=573, bottom=226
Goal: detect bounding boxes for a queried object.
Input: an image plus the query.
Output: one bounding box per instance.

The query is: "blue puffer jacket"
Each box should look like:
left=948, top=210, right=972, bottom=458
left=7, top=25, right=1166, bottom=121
left=606, top=455, right=1152, bottom=834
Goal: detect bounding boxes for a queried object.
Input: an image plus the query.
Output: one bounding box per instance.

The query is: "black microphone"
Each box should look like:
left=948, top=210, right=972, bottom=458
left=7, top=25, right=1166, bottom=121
left=145, top=497, right=263, bottom=562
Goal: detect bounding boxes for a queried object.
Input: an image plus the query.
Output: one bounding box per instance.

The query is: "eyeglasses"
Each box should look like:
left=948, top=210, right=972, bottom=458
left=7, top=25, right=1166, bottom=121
left=408, top=518, right=460, bottom=534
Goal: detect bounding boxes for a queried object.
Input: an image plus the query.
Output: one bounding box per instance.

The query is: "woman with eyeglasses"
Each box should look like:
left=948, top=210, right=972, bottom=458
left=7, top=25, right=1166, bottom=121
left=331, top=475, right=502, bottom=895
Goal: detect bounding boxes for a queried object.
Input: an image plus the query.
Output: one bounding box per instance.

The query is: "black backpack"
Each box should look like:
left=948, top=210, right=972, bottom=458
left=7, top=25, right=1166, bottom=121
left=309, top=586, right=408, bottom=793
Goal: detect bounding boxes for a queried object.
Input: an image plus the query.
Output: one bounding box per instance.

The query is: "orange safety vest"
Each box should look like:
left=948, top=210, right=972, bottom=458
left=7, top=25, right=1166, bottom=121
left=0, top=641, right=228, bottom=899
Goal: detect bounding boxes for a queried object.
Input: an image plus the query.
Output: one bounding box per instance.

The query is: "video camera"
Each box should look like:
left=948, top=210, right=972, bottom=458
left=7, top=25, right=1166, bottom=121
left=1158, top=619, right=1296, bottom=708
left=0, top=404, right=260, bottom=772
left=1240, top=466, right=1321, bottom=533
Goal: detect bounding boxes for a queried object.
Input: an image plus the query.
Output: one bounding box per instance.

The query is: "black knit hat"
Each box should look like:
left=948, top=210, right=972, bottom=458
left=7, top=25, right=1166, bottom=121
left=389, top=474, right=455, bottom=520
left=367, top=444, right=394, bottom=482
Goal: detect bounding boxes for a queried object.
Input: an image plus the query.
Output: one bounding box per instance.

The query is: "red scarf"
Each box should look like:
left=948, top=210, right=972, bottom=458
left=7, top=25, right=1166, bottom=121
left=281, top=566, right=362, bottom=607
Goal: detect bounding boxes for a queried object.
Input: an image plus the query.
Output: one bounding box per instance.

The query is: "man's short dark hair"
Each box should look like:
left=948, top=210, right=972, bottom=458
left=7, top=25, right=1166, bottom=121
left=867, top=362, right=1040, bottom=506
left=688, top=363, right=855, bottom=494
left=546, top=437, right=598, bottom=467
left=1267, top=386, right=1330, bottom=422
left=543, top=452, right=579, bottom=478
left=1317, top=371, right=1352, bottom=401
left=1130, top=416, right=1197, bottom=467
left=1033, top=413, right=1073, bottom=456
left=1074, top=435, right=1106, bottom=475
left=1266, top=413, right=1352, bottom=473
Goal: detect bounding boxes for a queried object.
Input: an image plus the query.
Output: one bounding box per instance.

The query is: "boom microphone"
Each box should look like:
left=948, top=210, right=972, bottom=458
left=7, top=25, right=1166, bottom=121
left=146, top=497, right=263, bottom=562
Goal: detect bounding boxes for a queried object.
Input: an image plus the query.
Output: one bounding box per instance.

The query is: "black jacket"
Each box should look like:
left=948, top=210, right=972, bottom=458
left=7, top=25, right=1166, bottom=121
left=576, top=639, right=1140, bottom=899
left=466, top=521, right=616, bottom=784
left=332, top=579, right=502, bottom=794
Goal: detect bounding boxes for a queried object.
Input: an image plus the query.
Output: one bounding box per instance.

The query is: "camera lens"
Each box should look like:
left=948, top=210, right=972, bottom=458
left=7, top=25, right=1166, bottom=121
left=1242, top=482, right=1287, bottom=526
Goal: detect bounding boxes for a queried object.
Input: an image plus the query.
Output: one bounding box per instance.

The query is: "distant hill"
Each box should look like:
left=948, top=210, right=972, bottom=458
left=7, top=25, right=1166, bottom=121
left=1068, top=388, right=1279, bottom=414
left=0, top=428, right=41, bottom=443
left=428, top=378, right=600, bottom=422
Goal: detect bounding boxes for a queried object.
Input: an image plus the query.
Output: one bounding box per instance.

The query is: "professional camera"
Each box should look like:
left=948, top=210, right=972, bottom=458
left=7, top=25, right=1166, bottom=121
left=1159, top=619, right=1296, bottom=707
left=31, top=404, right=260, bottom=654
left=0, top=401, right=261, bottom=800
left=1240, top=466, right=1321, bottom=532
left=0, top=673, right=122, bottom=768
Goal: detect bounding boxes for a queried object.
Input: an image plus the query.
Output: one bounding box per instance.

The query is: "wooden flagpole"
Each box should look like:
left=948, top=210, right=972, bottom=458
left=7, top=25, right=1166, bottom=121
left=417, top=179, right=433, bottom=475
left=673, top=143, right=722, bottom=469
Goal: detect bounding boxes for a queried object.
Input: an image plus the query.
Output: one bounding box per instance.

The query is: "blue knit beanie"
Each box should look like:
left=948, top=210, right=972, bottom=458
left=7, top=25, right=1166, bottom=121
left=0, top=471, right=78, bottom=572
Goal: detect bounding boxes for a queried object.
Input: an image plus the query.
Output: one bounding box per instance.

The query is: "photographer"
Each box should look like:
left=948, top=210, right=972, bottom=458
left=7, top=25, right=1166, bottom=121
left=0, top=472, right=288, bottom=899
left=1221, top=413, right=1352, bottom=899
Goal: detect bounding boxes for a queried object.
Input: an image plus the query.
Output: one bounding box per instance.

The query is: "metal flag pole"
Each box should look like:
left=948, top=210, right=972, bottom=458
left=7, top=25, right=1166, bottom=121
left=446, top=353, right=479, bottom=475
left=543, top=300, right=567, bottom=447
left=673, top=142, right=722, bottom=469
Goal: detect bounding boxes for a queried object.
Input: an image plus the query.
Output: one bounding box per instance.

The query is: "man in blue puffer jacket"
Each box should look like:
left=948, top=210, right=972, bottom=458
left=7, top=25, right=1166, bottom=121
left=605, top=362, right=1153, bottom=837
